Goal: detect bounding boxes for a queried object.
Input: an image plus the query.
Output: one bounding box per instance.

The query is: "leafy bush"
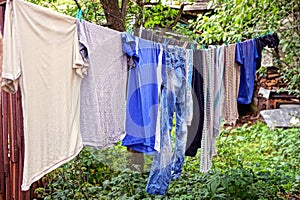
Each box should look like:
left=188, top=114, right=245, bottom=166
left=22, top=1, right=300, bottom=198
left=28, top=0, right=299, bottom=95
left=35, top=122, right=299, bottom=199
left=175, top=0, right=300, bottom=96
left=27, top=0, right=106, bottom=24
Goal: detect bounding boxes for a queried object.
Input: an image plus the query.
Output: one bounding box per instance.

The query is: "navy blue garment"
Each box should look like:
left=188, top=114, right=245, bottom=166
left=185, top=49, right=204, bottom=157
left=121, top=32, right=163, bottom=154
left=236, top=39, right=259, bottom=104
left=256, top=32, right=280, bottom=69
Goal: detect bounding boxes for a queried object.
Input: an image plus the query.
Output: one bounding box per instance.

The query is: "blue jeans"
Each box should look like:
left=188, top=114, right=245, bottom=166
left=146, top=46, right=187, bottom=195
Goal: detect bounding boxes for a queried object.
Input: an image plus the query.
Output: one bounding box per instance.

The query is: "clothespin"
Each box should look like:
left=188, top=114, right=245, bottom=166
left=76, top=9, right=82, bottom=22
left=163, top=38, right=170, bottom=47
left=128, top=27, right=133, bottom=35
left=225, top=41, right=228, bottom=46
left=190, top=43, right=195, bottom=50
left=202, top=44, right=205, bottom=49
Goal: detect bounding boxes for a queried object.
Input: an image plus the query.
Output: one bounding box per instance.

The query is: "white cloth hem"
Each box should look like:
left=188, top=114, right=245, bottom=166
left=21, top=144, right=83, bottom=191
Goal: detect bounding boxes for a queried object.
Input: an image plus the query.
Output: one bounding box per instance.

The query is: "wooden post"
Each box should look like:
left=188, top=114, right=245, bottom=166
left=0, top=98, right=5, bottom=200
left=0, top=4, right=33, bottom=199
left=0, top=5, right=5, bottom=199
left=9, top=93, right=18, bottom=199
left=0, top=93, right=4, bottom=200
left=2, top=92, right=10, bottom=200
left=0, top=4, right=4, bottom=200
left=17, top=89, right=30, bottom=200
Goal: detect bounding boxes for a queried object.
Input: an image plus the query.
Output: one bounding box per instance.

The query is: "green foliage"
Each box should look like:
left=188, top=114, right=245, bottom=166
left=126, top=2, right=179, bottom=30
left=27, top=0, right=105, bottom=24
left=143, top=3, right=178, bottom=28
left=35, top=122, right=300, bottom=199
left=28, top=0, right=299, bottom=96
left=213, top=122, right=300, bottom=199
left=178, top=0, right=300, bottom=96
left=36, top=147, right=124, bottom=199
left=19, top=2, right=300, bottom=197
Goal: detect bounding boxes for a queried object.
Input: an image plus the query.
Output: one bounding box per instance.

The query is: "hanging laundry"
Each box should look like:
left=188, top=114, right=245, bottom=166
left=185, top=49, right=194, bottom=125
left=256, top=32, right=280, bottom=69
left=200, top=47, right=216, bottom=172
left=121, top=33, right=163, bottom=154
left=140, top=29, right=189, bottom=48
left=236, top=39, right=259, bottom=104
left=2, top=0, right=85, bottom=190
left=146, top=45, right=187, bottom=195
left=223, top=44, right=240, bottom=125
left=76, top=20, right=127, bottom=148
left=139, top=30, right=202, bottom=158
left=263, top=32, right=280, bottom=48
left=185, top=49, right=204, bottom=157
left=212, top=46, right=225, bottom=156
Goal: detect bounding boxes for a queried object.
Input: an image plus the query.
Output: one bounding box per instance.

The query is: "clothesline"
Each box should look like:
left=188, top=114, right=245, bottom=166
left=72, top=1, right=275, bottom=49
left=74, top=0, right=85, bottom=18
left=2, top=0, right=280, bottom=196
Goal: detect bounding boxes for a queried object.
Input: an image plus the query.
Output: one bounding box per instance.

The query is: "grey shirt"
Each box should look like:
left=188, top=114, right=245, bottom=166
left=76, top=20, right=127, bottom=148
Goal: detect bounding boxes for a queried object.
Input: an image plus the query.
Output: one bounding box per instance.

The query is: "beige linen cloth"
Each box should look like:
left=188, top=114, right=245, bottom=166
left=2, top=0, right=85, bottom=190
left=223, top=44, right=240, bottom=125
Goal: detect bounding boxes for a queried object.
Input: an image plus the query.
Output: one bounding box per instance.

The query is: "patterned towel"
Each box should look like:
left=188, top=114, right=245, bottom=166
left=223, top=44, right=240, bottom=125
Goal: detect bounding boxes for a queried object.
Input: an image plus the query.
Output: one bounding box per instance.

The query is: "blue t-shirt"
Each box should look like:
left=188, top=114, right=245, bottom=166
left=121, top=32, right=163, bottom=154
left=236, top=39, right=259, bottom=104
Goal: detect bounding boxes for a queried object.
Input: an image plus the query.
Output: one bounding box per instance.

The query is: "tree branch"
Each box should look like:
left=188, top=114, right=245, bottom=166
left=74, top=0, right=81, bottom=10
left=167, top=3, right=185, bottom=29
left=121, top=0, right=129, bottom=20
left=132, top=0, right=145, bottom=30
left=99, top=0, right=125, bottom=31
left=136, top=0, right=143, bottom=7
left=143, top=2, right=161, bottom=6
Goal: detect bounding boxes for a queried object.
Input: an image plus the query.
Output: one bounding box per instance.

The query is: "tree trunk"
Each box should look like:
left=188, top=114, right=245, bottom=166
left=100, top=0, right=125, bottom=31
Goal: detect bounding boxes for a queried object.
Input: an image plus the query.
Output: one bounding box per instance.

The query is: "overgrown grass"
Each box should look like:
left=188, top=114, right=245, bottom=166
left=35, top=122, right=300, bottom=199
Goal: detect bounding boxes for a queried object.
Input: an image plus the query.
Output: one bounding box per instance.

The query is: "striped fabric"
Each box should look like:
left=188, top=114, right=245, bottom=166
left=200, top=47, right=215, bottom=172
left=212, top=46, right=225, bottom=157
left=223, top=44, right=240, bottom=125
left=200, top=45, right=225, bottom=172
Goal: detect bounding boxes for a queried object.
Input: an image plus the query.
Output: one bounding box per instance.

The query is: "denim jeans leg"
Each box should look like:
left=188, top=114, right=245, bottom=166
left=146, top=46, right=187, bottom=195
left=146, top=86, right=174, bottom=195
left=171, top=49, right=187, bottom=180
